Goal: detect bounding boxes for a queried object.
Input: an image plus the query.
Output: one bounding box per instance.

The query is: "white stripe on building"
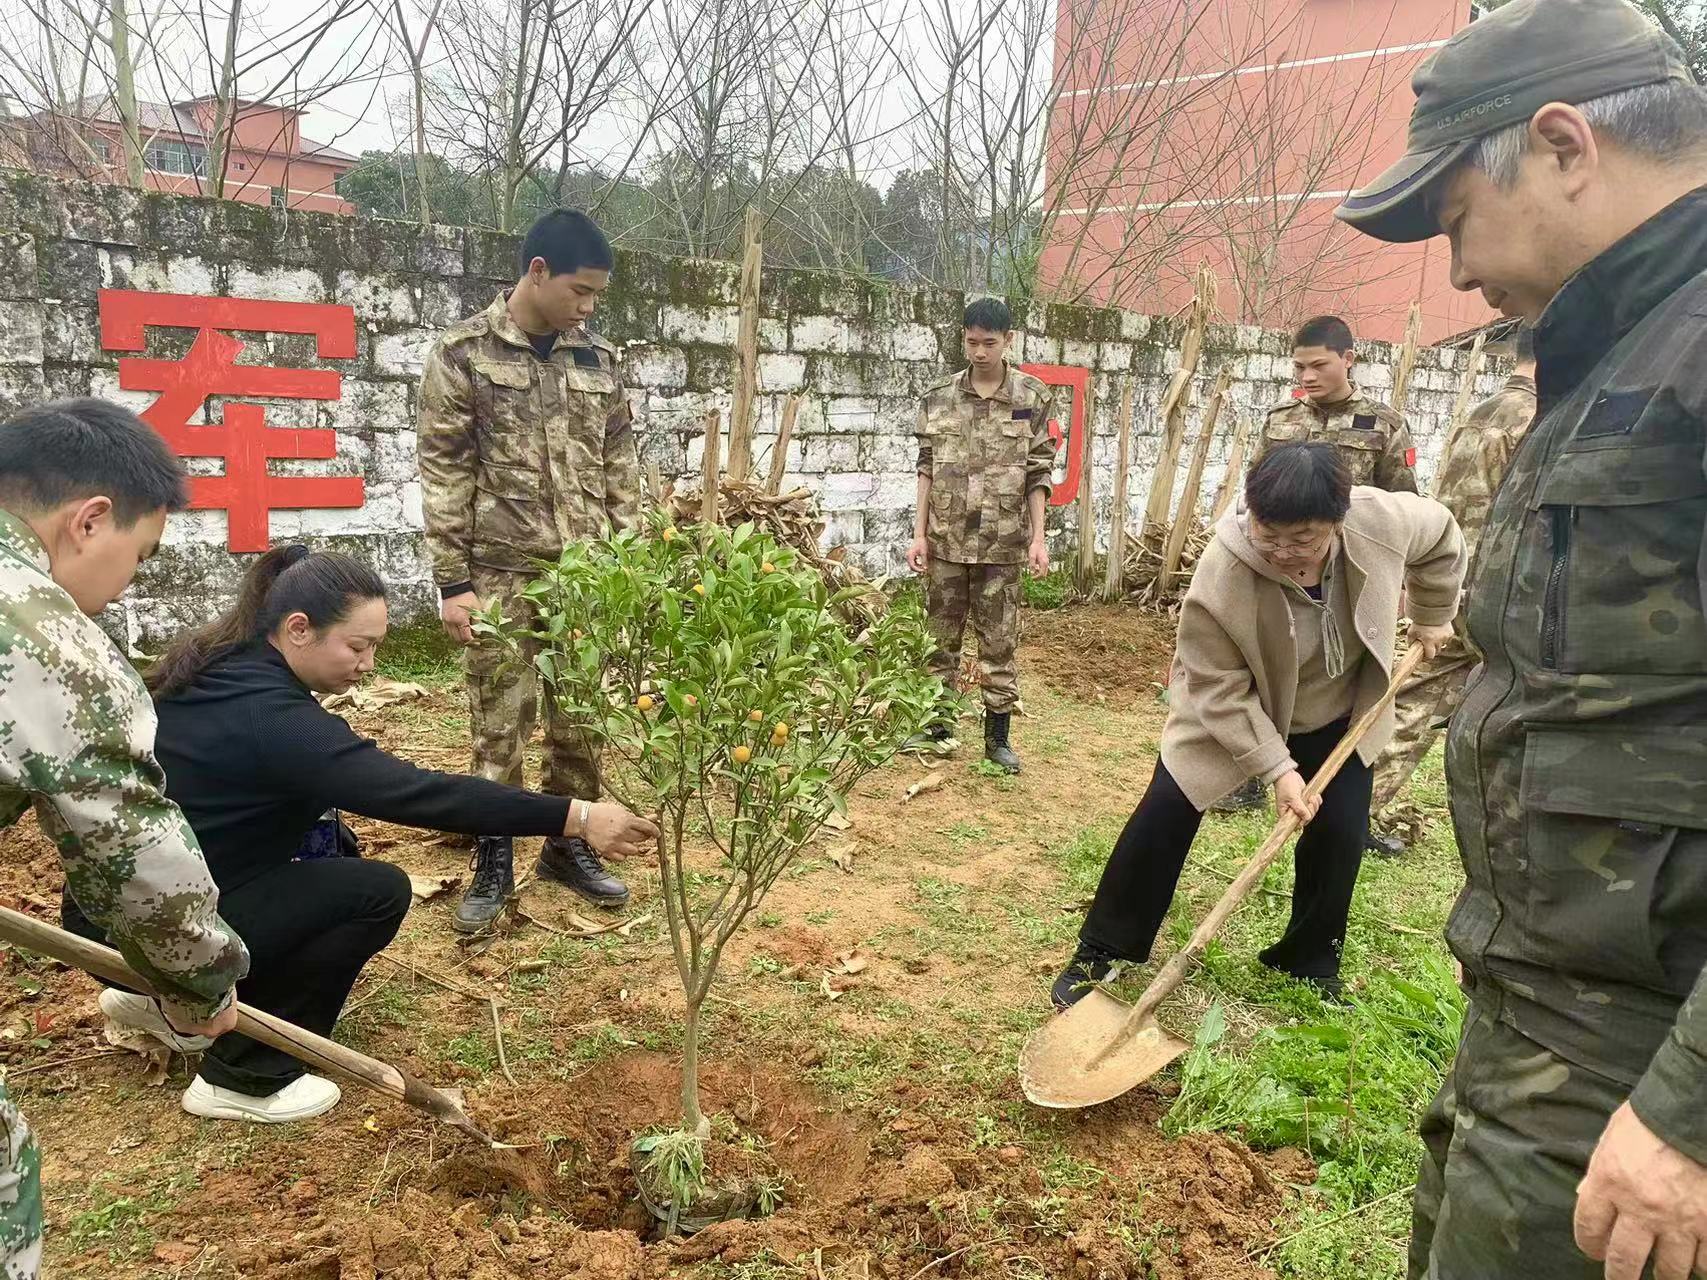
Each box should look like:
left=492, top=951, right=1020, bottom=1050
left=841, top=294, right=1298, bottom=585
left=1062, top=39, right=1451, bottom=100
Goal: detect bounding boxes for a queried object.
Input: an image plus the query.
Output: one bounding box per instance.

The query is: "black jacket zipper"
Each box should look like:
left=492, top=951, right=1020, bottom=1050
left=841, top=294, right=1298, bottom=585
left=1540, top=505, right=1573, bottom=669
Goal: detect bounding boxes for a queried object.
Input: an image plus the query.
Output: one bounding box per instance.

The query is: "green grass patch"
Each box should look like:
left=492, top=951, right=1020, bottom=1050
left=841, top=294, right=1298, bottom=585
left=1021, top=569, right=1071, bottom=610
left=375, top=618, right=463, bottom=684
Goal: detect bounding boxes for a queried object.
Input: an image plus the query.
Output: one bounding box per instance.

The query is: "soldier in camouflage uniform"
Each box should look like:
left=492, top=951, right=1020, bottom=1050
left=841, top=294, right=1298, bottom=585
left=0, top=399, right=249, bottom=1278
left=418, top=209, right=642, bottom=930
left=908, top=298, right=1056, bottom=774
left=1339, top=2, right=1707, bottom=1275
left=1365, top=330, right=1537, bottom=857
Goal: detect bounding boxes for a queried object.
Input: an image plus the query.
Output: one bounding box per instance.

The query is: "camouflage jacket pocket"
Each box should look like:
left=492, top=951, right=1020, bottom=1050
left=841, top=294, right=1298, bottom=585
left=470, top=357, right=543, bottom=469
left=472, top=461, right=550, bottom=568
left=1519, top=726, right=1707, bottom=995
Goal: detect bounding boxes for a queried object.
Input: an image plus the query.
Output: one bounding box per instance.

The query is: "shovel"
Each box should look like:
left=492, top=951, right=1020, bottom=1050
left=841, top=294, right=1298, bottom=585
left=1019, top=645, right=1426, bottom=1109
left=0, top=903, right=501, bottom=1146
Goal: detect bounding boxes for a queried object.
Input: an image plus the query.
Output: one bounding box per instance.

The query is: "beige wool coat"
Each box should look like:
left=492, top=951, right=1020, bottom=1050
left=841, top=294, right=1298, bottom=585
left=1161, top=487, right=1467, bottom=810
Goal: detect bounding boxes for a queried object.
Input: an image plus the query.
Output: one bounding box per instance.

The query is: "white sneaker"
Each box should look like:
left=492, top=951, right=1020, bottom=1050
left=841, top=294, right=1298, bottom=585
left=182, top=1073, right=342, bottom=1123
left=99, top=989, right=212, bottom=1053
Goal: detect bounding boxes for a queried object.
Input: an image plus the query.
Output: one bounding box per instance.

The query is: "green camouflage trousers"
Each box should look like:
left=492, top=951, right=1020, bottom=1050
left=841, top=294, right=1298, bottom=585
left=0, top=1085, right=41, bottom=1279
left=924, top=559, right=1022, bottom=714
left=466, top=566, right=601, bottom=800
left=1410, top=1002, right=1624, bottom=1279
left=1371, top=639, right=1477, bottom=817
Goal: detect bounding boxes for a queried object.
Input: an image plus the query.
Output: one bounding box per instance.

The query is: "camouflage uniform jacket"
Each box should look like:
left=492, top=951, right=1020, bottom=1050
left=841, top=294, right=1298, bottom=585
left=1262, top=387, right=1419, bottom=492
left=915, top=364, right=1057, bottom=564
left=1431, top=373, right=1537, bottom=645
left=1447, top=186, right=1707, bottom=1165
left=0, top=511, right=247, bottom=1024
left=417, top=292, right=641, bottom=591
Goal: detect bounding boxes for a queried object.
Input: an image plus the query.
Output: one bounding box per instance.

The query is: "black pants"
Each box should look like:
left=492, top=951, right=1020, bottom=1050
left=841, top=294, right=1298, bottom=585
left=65, top=856, right=411, bottom=1096
left=1080, top=718, right=1372, bottom=980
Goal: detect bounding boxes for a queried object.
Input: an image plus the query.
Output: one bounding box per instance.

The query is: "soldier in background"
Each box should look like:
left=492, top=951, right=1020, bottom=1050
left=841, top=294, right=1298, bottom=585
left=1215, top=313, right=1424, bottom=815
left=0, top=399, right=249, bottom=1278
left=418, top=209, right=641, bottom=931
left=1366, top=327, right=1537, bottom=858
left=907, top=298, right=1055, bottom=774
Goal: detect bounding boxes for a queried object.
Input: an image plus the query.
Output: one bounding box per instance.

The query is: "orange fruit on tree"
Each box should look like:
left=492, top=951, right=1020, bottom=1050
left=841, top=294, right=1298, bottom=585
left=661, top=527, right=676, bottom=542
left=636, top=694, right=654, bottom=711
left=761, top=562, right=776, bottom=573
left=733, top=745, right=752, bottom=765
left=748, top=709, right=763, bottom=723
left=692, top=583, right=706, bottom=596
left=684, top=694, right=699, bottom=707
left=772, top=721, right=790, bottom=740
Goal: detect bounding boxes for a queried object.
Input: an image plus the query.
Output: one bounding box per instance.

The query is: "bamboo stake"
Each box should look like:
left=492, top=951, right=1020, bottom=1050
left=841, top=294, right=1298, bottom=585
left=1074, top=381, right=1097, bottom=591
left=701, top=408, right=721, bottom=524
left=1210, top=410, right=1254, bottom=521
left=765, top=393, right=801, bottom=495
left=1100, top=377, right=1136, bottom=600
left=1389, top=302, right=1424, bottom=415
left=727, top=206, right=763, bottom=483
left=1445, top=331, right=1488, bottom=429
left=1141, top=264, right=1216, bottom=536
left=1157, top=366, right=1231, bottom=596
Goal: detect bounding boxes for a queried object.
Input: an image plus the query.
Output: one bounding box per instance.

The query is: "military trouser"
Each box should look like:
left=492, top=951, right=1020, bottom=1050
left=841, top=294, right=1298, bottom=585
left=924, top=559, right=1022, bottom=714
left=466, top=566, right=601, bottom=800
left=1371, top=639, right=1477, bottom=817
left=1410, top=1001, right=1626, bottom=1280
left=0, top=1085, right=41, bottom=1279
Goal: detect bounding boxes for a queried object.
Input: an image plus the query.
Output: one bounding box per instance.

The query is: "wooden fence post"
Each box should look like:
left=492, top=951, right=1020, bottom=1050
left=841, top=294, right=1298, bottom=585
left=1157, top=366, right=1231, bottom=596
left=764, top=393, right=801, bottom=495
left=701, top=409, right=722, bottom=524
left=1141, top=264, right=1216, bottom=537
left=1210, top=411, right=1254, bottom=522
left=1075, top=383, right=1097, bottom=591
left=1100, top=377, right=1136, bottom=599
left=1390, top=302, right=1423, bottom=415
left=727, top=206, right=763, bottom=484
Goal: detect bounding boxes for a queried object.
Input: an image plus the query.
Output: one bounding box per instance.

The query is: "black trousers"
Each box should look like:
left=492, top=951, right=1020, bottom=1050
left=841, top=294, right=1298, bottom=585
left=65, top=855, right=411, bottom=1096
left=1080, top=718, right=1372, bottom=980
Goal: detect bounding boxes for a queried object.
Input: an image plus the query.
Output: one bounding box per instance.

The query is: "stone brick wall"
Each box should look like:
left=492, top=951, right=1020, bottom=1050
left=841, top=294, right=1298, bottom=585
left=0, top=172, right=1505, bottom=647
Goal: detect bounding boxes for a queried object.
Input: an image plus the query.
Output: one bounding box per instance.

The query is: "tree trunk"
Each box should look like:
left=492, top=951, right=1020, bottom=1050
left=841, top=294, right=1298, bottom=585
left=207, top=0, right=244, bottom=198
left=109, top=0, right=144, bottom=188
left=680, top=998, right=709, bottom=1137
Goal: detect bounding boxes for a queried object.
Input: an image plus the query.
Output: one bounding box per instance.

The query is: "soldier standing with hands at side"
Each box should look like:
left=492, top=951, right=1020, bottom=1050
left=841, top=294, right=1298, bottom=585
left=908, top=298, right=1056, bottom=774
left=418, top=209, right=642, bottom=932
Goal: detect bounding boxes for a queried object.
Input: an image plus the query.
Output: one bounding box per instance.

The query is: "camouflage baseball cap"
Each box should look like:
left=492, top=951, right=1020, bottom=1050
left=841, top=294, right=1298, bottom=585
left=1335, top=0, right=1693, bottom=243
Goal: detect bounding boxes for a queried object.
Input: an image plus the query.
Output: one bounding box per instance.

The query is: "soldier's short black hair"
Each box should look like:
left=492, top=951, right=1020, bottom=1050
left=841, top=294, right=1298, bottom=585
left=0, top=398, right=188, bottom=526
left=1293, top=315, right=1355, bottom=355
left=1514, top=325, right=1536, bottom=364
left=1246, top=441, right=1352, bottom=526
left=963, top=298, right=1012, bottom=333
left=519, top=209, right=615, bottom=277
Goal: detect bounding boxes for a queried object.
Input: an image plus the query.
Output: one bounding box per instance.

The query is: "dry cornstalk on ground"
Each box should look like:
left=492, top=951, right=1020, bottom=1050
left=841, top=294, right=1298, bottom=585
left=1120, top=522, right=1213, bottom=610
left=663, top=478, right=888, bottom=628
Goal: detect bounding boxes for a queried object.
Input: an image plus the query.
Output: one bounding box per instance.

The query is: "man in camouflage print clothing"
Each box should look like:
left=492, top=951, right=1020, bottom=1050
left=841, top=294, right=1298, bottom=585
left=1365, top=328, right=1537, bottom=858
left=418, top=209, right=642, bottom=931
left=1339, top=2, right=1707, bottom=1276
left=0, top=399, right=249, bottom=1278
left=907, top=298, right=1055, bottom=774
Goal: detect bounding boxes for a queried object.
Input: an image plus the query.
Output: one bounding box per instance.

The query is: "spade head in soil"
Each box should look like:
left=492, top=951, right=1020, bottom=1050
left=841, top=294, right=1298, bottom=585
left=1019, top=988, right=1190, bottom=1109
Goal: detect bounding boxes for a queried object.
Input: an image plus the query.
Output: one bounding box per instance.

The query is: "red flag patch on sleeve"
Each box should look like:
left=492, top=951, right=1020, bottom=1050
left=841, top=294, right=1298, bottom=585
left=1405, top=447, right=1417, bottom=466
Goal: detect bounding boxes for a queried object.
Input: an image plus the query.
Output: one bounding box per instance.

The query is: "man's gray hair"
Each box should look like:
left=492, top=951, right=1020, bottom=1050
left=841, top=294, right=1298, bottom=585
left=1467, top=79, right=1707, bottom=186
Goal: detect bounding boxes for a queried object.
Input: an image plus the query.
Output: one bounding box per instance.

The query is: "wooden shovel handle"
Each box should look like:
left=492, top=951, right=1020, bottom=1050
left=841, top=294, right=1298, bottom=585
left=0, top=903, right=469, bottom=1128
left=1092, top=645, right=1427, bottom=1065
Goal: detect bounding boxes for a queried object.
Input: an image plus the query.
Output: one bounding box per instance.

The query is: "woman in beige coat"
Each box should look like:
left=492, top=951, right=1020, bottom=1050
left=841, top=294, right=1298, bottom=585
left=1051, top=441, right=1465, bottom=1007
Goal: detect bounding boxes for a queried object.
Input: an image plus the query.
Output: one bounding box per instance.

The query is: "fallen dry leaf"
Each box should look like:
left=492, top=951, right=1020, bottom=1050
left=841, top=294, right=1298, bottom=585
left=321, top=679, right=431, bottom=713
left=903, top=771, right=946, bottom=801
left=828, top=950, right=868, bottom=977
left=819, top=973, right=843, bottom=1002
left=408, top=874, right=462, bottom=903
left=823, top=812, right=853, bottom=832
left=615, top=913, right=652, bottom=938
left=826, top=841, right=856, bottom=873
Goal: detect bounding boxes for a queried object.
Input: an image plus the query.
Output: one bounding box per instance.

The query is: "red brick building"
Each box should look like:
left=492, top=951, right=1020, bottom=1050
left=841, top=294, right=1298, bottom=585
left=3, top=96, right=356, bottom=216
left=1041, top=0, right=1494, bottom=343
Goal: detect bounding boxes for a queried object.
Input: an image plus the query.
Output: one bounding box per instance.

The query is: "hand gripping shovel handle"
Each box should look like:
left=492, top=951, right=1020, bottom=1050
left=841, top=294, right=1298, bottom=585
left=1088, top=644, right=1427, bottom=1069
left=0, top=902, right=495, bottom=1145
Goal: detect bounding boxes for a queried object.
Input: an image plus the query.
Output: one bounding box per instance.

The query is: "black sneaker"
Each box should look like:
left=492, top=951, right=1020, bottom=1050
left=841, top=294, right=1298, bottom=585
left=453, top=836, right=515, bottom=934
left=1050, top=944, right=1124, bottom=1010
left=1209, top=777, right=1267, bottom=814
left=984, top=711, right=1022, bottom=774
left=1365, top=831, right=1406, bottom=859
left=537, top=837, right=630, bottom=908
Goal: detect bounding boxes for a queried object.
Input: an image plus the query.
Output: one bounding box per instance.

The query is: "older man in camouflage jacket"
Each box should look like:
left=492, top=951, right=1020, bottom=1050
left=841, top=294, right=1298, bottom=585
left=418, top=209, right=641, bottom=931
left=1366, top=329, right=1538, bottom=858
left=1339, top=2, right=1707, bottom=1276
left=907, top=298, right=1056, bottom=774
left=0, top=400, right=249, bottom=1278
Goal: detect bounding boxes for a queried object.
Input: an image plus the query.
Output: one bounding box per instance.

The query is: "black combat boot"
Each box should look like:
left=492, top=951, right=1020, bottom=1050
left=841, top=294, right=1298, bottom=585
left=1365, top=831, right=1407, bottom=859
left=453, top=836, right=514, bottom=934
left=1209, top=777, right=1268, bottom=814
left=537, top=837, right=630, bottom=908
left=984, top=710, right=1022, bottom=774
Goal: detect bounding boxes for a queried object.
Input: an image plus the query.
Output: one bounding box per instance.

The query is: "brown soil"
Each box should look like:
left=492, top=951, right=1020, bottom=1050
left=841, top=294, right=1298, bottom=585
left=3, top=606, right=1306, bottom=1280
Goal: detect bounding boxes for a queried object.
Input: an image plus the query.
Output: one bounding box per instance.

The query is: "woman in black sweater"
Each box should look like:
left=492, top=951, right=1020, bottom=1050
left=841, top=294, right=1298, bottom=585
left=64, top=546, right=656, bottom=1123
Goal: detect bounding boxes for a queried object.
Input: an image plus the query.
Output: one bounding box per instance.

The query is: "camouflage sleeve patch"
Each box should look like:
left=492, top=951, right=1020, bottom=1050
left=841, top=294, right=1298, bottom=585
left=1375, top=415, right=1421, bottom=494
left=416, top=340, right=479, bottom=587
left=0, top=583, right=248, bottom=1022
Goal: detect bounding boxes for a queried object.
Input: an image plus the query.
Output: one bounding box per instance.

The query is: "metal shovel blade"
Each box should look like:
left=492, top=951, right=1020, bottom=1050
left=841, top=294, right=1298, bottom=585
left=1018, top=988, right=1190, bottom=1109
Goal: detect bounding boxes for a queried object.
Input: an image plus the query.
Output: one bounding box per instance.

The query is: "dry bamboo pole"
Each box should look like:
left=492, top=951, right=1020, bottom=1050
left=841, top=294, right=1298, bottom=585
left=1211, top=410, right=1255, bottom=521
left=727, top=207, right=763, bottom=483
left=1075, top=381, right=1097, bottom=591
left=765, top=393, right=801, bottom=495
left=1446, top=331, right=1489, bottom=428
left=1100, top=377, right=1137, bottom=600
left=1157, top=366, right=1232, bottom=596
left=1141, top=264, right=1216, bottom=536
left=701, top=409, right=722, bottom=524
left=1389, top=302, right=1424, bottom=415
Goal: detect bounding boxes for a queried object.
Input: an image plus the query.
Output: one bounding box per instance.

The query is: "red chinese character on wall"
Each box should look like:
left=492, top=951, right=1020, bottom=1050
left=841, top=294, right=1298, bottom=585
left=99, top=290, right=365, bottom=553
left=1019, top=363, right=1090, bottom=508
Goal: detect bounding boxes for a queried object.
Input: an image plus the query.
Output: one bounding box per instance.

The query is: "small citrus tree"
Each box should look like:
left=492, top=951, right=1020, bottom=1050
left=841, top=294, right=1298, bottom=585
left=480, top=516, right=938, bottom=1138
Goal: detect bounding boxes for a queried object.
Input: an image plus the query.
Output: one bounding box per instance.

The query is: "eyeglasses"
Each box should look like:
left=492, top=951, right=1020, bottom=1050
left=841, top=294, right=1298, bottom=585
left=1249, top=526, right=1334, bottom=556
